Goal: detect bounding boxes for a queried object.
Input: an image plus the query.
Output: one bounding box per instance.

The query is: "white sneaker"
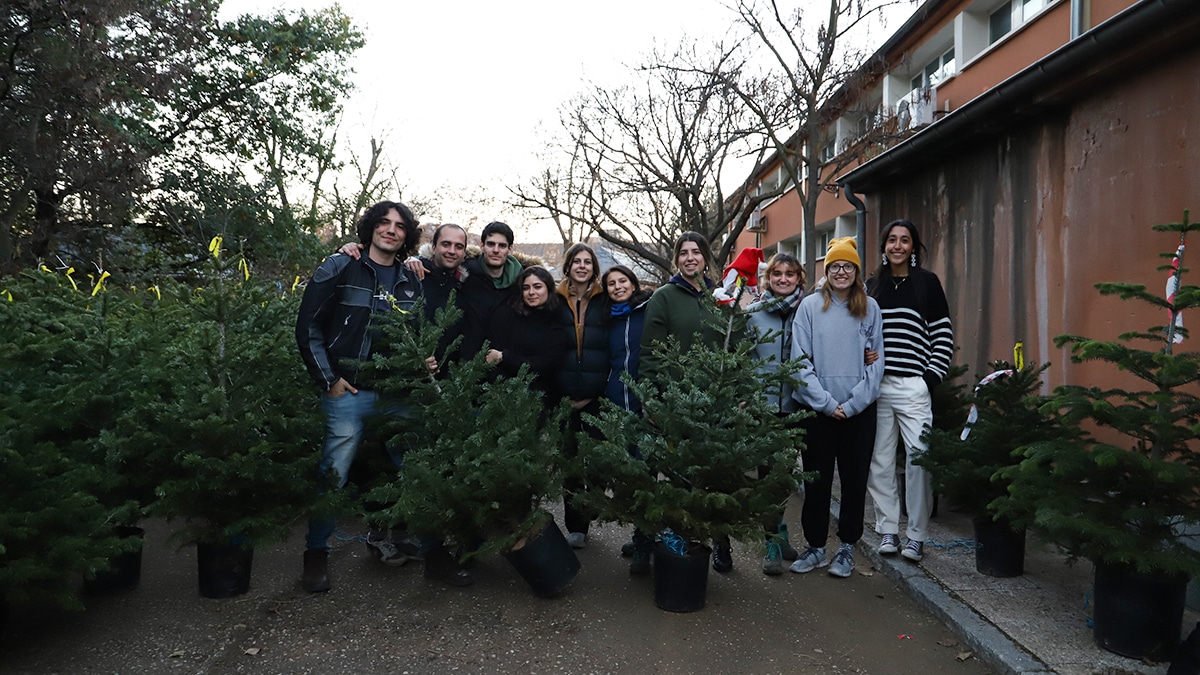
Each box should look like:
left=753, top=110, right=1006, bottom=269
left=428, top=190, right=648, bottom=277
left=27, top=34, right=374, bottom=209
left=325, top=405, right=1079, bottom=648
left=878, top=533, right=900, bottom=555
left=901, top=539, right=925, bottom=562
left=566, top=532, right=587, bottom=549
left=788, top=546, right=827, bottom=574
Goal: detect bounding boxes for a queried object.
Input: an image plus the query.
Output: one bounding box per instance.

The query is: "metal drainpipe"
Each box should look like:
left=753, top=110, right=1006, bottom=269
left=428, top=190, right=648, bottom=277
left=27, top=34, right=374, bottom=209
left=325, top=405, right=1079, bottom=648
left=1071, top=0, right=1085, bottom=39
left=843, top=181, right=868, bottom=251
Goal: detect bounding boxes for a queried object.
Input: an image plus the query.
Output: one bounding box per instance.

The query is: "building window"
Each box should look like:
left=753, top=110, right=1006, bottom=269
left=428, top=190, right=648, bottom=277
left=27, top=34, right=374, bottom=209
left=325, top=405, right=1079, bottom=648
left=989, top=1, right=1012, bottom=44
left=912, top=48, right=955, bottom=93
left=816, top=229, right=834, bottom=259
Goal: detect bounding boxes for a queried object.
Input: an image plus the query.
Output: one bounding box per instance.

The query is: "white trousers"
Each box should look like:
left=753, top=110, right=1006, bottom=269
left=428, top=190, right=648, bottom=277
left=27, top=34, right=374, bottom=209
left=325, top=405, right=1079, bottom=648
left=867, top=375, right=934, bottom=542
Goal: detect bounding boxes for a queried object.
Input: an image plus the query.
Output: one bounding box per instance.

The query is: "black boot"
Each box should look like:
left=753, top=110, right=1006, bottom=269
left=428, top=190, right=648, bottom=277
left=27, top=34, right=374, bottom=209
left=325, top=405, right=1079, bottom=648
left=424, top=545, right=473, bottom=587
left=301, top=549, right=331, bottom=593
left=629, top=531, right=652, bottom=576
left=712, top=536, right=733, bottom=573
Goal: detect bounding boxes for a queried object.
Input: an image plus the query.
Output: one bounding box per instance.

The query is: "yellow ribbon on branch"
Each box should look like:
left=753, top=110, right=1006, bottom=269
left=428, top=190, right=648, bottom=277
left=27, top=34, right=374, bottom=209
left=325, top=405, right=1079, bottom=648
left=90, top=271, right=111, bottom=296
left=208, top=235, right=223, bottom=259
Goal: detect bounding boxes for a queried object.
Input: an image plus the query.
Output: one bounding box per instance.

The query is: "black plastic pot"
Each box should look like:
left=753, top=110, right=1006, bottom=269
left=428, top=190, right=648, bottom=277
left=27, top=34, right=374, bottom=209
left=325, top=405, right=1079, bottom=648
left=1093, top=560, right=1187, bottom=662
left=972, top=517, right=1025, bottom=578
left=84, top=525, right=145, bottom=594
left=503, top=518, right=580, bottom=598
left=196, top=541, right=254, bottom=599
left=652, top=540, right=710, bottom=613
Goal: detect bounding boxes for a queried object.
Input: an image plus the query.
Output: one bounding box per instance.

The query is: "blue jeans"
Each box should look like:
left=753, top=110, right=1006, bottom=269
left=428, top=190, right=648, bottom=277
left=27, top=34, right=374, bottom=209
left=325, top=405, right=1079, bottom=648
left=306, top=389, right=412, bottom=550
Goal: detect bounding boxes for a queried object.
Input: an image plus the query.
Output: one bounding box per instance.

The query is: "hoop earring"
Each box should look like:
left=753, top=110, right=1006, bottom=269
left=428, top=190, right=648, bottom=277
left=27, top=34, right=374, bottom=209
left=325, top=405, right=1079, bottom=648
left=882, top=253, right=887, bottom=266
left=911, top=253, right=917, bottom=267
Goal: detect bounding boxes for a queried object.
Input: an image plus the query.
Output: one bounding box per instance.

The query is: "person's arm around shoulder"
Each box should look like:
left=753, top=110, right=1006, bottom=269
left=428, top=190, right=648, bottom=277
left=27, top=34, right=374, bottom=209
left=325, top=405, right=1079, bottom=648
left=789, top=297, right=838, bottom=416
left=841, top=298, right=886, bottom=417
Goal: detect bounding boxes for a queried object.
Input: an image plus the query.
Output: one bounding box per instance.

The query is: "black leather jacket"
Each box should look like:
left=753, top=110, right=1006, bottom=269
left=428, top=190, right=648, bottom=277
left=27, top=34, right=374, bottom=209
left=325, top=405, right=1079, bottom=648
left=295, top=253, right=423, bottom=391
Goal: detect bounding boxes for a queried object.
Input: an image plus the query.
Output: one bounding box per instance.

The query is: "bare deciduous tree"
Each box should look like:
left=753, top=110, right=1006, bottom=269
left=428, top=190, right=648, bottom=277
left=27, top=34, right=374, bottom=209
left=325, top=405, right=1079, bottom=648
left=677, top=0, right=914, bottom=281
left=511, top=42, right=781, bottom=282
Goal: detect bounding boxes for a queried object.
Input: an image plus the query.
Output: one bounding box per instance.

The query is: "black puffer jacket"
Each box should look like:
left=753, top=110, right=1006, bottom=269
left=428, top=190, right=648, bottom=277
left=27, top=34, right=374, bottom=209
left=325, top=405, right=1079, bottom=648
left=296, top=254, right=423, bottom=391
left=554, top=280, right=610, bottom=401
left=485, top=300, right=572, bottom=398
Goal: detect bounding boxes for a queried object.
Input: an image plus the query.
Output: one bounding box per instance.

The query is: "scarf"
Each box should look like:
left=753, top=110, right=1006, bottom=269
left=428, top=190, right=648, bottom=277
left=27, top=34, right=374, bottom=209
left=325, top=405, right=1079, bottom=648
left=747, top=287, right=803, bottom=316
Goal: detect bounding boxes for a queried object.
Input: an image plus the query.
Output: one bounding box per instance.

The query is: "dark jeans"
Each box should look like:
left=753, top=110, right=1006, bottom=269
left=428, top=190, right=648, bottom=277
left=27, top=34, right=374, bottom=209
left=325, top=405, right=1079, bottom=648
left=564, top=398, right=603, bottom=535
left=798, top=403, right=877, bottom=549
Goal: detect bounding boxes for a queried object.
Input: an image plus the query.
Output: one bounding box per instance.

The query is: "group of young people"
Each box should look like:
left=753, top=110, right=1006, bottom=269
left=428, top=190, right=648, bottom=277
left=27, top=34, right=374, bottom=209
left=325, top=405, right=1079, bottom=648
left=752, top=223, right=953, bottom=580
left=294, top=199, right=952, bottom=592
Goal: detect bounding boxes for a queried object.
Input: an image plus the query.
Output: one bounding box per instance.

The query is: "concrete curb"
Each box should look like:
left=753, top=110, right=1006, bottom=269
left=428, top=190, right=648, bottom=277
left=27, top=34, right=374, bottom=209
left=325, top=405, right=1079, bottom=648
left=830, top=499, right=1055, bottom=675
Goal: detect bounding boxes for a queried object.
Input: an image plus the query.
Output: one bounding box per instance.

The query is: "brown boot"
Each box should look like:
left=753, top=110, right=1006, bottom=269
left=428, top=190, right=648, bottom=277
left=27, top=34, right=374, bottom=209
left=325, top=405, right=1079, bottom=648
left=301, top=549, right=331, bottom=593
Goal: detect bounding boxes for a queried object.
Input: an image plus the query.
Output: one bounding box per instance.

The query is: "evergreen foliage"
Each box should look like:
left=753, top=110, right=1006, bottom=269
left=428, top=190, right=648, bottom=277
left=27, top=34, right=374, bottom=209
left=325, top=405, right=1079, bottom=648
left=365, top=298, right=570, bottom=559
left=577, top=293, right=807, bottom=548
left=125, top=242, right=324, bottom=547
left=921, top=361, right=1055, bottom=525
left=1001, top=211, right=1200, bottom=575
left=931, top=361, right=972, bottom=433
left=0, top=269, right=140, bottom=608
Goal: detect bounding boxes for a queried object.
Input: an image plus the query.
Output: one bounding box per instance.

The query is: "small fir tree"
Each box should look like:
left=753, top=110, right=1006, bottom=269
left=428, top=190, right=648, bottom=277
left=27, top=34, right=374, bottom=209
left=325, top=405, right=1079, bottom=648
left=0, top=269, right=138, bottom=609
left=921, top=360, right=1055, bottom=526
left=365, top=298, right=569, bottom=559
left=131, top=240, right=325, bottom=547
left=577, top=291, right=807, bottom=550
left=1001, top=210, right=1200, bottom=575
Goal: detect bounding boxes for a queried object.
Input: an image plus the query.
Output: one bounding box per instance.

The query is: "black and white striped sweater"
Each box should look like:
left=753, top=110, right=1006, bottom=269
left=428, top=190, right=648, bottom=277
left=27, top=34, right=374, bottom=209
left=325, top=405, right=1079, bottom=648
left=867, top=267, right=954, bottom=391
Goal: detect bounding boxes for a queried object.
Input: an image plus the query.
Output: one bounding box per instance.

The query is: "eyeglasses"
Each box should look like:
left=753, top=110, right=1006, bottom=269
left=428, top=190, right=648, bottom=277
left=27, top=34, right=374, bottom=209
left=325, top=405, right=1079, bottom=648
left=827, top=263, right=855, bottom=275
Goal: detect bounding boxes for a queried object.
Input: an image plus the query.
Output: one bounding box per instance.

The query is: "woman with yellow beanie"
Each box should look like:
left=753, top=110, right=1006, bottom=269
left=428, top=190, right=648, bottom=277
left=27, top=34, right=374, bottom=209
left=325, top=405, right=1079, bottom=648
left=787, top=237, right=885, bottom=579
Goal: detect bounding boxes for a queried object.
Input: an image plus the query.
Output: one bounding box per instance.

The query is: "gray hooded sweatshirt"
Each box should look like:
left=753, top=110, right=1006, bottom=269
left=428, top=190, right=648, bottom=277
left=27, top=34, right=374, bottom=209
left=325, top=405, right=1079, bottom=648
left=789, top=291, right=885, bottom=417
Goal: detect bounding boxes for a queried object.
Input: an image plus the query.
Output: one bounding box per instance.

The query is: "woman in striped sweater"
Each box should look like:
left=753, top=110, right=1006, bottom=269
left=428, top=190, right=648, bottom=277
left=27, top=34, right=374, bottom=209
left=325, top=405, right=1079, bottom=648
left=865, top=219, right=954, bottom=563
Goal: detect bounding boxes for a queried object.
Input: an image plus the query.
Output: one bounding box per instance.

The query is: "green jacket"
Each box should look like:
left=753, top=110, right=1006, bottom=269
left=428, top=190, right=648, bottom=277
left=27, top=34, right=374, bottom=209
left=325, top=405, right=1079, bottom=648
left=638, top=275, right=722, bottom=384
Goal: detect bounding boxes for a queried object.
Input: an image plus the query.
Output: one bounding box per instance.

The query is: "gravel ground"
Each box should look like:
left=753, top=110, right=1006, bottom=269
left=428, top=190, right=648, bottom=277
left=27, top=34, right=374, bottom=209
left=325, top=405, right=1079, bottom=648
left=1, top=504, right=993, bottom=675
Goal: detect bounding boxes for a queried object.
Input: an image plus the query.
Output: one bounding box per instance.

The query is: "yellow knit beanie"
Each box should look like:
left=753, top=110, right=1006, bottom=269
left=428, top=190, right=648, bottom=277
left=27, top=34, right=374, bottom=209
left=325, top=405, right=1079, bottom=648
left=824, top=237, right=861, bottom=269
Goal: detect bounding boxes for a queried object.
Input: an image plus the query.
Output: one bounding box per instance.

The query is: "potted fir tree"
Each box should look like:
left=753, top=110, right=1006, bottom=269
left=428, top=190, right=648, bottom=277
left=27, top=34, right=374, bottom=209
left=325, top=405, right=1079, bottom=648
left=0, top=269, right=141, bottom=611
left=578, top=298, right=806, bottom=612
left=921, top=360, right=1056, bottom=577
left=1000, top=211, right=1200, bottom=661
left=127, top=241, right=323, bottom=598
left=366, top=301, right=579, bottom=597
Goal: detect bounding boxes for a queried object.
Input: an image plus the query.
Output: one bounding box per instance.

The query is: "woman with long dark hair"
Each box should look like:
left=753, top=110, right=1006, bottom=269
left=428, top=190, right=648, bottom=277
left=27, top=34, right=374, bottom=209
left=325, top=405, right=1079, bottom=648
left=484, top=266, right=572, bottom=398
left=788, top=238, right=884, bottom=579
left=554, top=243, right=611, bottom=550
left=865, top=219, right=954, bottom=563
left=639, top=231, right=734, bottom=572
left=599, top=264, right=655, bottom=574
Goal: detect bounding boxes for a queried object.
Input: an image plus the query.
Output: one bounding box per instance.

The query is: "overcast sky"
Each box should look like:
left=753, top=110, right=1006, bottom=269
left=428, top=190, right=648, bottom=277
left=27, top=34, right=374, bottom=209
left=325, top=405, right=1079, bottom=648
left=218, top=1, right=911, bottom=240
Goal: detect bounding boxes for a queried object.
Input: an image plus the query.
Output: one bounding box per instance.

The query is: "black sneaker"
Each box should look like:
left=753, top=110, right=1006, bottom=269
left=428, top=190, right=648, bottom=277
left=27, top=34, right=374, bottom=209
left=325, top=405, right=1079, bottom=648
left=712, top=538, right=733, bottom=573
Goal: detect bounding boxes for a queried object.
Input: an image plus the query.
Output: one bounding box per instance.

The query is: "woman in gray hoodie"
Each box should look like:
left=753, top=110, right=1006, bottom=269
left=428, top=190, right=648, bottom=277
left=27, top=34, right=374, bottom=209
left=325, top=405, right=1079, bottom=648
left=788, top=238, right=884, bottom=579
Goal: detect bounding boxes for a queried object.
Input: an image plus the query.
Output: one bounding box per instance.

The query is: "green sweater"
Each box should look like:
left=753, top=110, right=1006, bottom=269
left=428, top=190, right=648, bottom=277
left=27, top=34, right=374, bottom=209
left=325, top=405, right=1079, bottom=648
left=638, top=275, right=722, bottom=384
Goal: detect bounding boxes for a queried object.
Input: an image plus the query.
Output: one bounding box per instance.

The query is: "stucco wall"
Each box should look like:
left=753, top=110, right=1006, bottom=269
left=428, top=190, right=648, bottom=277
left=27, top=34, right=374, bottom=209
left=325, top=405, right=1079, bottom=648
left=864, top=45, right=1200, bottom=391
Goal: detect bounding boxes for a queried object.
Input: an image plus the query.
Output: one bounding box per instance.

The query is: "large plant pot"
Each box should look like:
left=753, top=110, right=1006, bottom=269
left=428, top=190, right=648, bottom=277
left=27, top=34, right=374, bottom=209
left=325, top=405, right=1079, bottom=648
left=197, top=541, right=254, bottom=599
left=652, top=540, right=710, bottom=613
left=84, top=525, right=145, bottom=594
left=503, top=518, right=581, bottom=598
left=1093, top=560, right=1187, bottom=661
left=972, top=517, right=1025, bottom=578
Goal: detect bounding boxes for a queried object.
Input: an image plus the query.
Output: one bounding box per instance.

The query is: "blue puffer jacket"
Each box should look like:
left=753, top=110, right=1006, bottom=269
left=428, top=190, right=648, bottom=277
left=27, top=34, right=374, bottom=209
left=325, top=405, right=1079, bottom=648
left=604, top=295, right=651, bottom=413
